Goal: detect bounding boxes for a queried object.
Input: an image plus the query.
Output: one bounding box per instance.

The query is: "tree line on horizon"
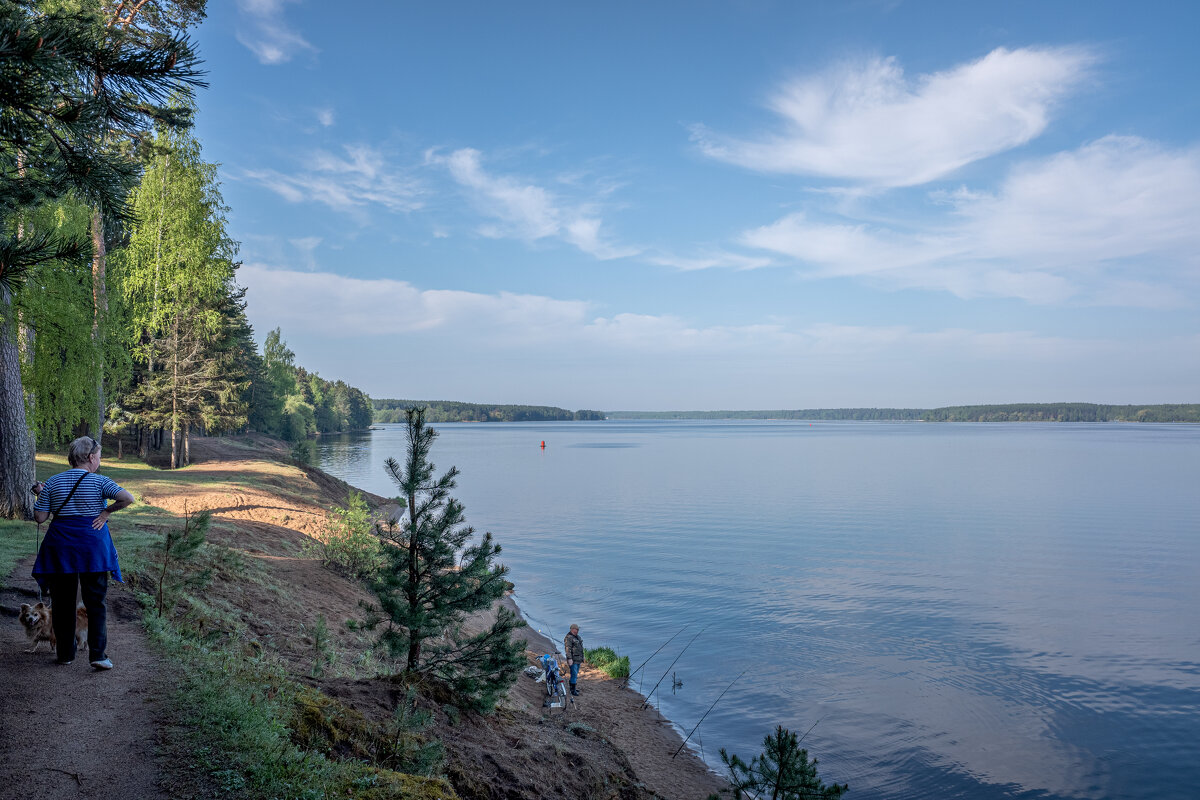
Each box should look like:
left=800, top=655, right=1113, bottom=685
left=1, top=1, right=369, bottom=518
left=606, top=403, right=1200, bottom=422
left=373, top=398, right=604, bottom=423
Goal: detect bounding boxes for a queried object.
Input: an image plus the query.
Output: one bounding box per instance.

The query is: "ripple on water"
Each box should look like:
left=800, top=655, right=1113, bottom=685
left=320, top=421, right=1200, bottom=800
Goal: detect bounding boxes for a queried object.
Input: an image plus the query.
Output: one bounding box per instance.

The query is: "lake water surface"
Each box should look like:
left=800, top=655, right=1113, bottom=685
left=317, top=420, right=1200, bottom=800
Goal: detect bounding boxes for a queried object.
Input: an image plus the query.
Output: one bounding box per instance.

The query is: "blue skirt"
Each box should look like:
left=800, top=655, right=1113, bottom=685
left=32, top=515, right=123, bottom=585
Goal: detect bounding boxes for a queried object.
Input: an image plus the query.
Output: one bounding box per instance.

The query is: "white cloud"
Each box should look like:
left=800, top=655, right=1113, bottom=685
left=694, top=47, right=1095, bottom=187
left=428, top=148, right=640, bottom=260
left=742, top=213, right=960, bottom=276
left=242, top=144, right=423, bottom=214
left=235, top=0, right=316, bottom=65
left=240, top=264, right=590, bottom=340
left=742, top=137, right=1200, bottom=306
left=315, top=108, right=335, bottom=127
left=238, top=265, right=1200, bottom=407
left=646, top=250, right=774, bottom=272
left=237, top=265, right=1097, bottom=358
left=961, top=136, right=1200, bottom=273
left=240, top=264, right=801, bottom=351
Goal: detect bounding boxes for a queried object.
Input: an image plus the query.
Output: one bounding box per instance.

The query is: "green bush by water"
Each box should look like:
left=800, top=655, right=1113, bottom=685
left=585, top=646, right=630, bottom=680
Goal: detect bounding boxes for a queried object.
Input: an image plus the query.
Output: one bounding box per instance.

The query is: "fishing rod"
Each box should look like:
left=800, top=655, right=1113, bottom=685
left=672, top=668, right=746, bottom=758
left=642, top=626, right=706, bottom=709
left=624, top=623, right=691, bottom=687
left=797, top=716, right=822, bottom=744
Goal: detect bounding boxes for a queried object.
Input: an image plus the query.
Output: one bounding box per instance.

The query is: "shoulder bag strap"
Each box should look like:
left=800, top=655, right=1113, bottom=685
left=52, top=472, right=90, bottom=519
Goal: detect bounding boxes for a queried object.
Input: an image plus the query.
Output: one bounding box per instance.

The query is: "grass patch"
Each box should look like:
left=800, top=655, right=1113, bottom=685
left=586, top=646, right=631, bottom=680
left=145, top=608, right=455, bottom=799
left=0, top=453, right=164, bottom=579
left=4, top=445, right=457, bottom=798
left=0, top=518, right=37, bottom=580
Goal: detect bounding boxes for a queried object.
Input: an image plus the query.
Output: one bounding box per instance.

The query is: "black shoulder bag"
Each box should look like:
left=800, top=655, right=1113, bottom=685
left=52, top=471, right=90, bottom=519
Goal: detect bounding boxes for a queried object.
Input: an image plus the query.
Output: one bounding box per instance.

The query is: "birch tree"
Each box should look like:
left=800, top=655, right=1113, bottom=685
left=116, top=121, right=241, bottom=467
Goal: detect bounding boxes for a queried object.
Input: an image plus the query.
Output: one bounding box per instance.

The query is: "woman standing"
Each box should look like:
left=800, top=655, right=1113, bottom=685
left=31, top=436, right=134, bottom=669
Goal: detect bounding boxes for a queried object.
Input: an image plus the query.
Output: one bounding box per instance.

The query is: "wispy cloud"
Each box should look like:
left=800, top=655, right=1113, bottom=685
left=315, top=108, right=335, bottom=127
left=240, top=264, right=591, bottom=340
left=235, top=0, right=316, bottom=65
left=237, top=265, right=1102, bottom=357
left=694, top=47, right=1096, bottom=187
left=241, top=144, right=423, bottom=214
left=742, top=136, right=1200, bottom=306
left=427, top=148, right=640, bottom=260
left=646, top=249, right=774, bottom=272
left=239, top=265, right=1200, bottom=406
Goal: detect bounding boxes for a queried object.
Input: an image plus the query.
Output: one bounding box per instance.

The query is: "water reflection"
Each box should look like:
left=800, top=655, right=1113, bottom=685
left=317, top=421, right=1200, bottom=800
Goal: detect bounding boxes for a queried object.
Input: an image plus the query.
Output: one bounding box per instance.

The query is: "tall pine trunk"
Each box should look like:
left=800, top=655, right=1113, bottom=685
left=2, top=148, right=36, bottom=518
left=0, top=289, right=36, bottom=519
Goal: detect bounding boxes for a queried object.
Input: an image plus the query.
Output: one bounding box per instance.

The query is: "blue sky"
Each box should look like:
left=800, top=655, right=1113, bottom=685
left=192, top=1, right=1200, bottom=410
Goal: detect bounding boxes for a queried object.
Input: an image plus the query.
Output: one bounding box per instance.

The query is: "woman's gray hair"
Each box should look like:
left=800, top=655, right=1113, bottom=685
left=67, top=436, right=100, bottom=468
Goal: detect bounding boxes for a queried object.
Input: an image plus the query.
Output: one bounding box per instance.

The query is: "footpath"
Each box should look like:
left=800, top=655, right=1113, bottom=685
left=0, top=558, right=167, bottom=799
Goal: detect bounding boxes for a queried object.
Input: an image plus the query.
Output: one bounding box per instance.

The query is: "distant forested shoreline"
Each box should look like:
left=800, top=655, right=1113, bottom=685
left=607, top=404, right=1200, bottom=422
left=372, top=402, right=1200, bottom=424
left=372, top=399, right=604, bottom=423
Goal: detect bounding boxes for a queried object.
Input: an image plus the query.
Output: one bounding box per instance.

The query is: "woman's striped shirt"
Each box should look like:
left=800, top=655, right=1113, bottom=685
left=33, top=469, right=124, bottom=517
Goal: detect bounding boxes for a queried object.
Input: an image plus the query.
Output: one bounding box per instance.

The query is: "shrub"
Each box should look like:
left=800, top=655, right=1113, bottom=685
left=311, top=492, right=385, bottom=580
left=585, top=646, right=630, bottom=680
left=152, top=503, right=211, bottom=617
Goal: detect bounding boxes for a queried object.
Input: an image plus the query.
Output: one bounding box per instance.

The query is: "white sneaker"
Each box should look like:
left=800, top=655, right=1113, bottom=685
left=90, top=658, right=113, bottom=670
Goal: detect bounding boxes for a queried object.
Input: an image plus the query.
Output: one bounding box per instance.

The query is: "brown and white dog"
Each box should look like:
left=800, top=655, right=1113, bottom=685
left=18, top=602, right=87, bottom=654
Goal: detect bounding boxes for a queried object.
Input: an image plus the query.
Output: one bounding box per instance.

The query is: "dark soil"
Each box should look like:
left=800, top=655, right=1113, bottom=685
left=0, top=560, right=168, bottom=799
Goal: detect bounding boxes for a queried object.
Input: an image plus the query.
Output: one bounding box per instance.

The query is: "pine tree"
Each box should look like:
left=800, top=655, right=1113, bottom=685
left=719, top=726, right=848, bottom=800
left=370, top=407, right=526, bottom=713
left=0, top=0, right=203, bottom=517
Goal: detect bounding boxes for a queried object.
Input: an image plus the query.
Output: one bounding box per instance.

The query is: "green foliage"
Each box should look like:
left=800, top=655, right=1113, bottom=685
left=113, top=120, right=248, bottom=465
left=374, top=688, right=445, bottom=777
left=609, top=408, right=926, bottom=420
left=309, top=491, right=385, bottom=580
left=290, top=438, right=314, bottom=466
left=305, top=614, right=335, bottom=678
left=282, top=394, right=316, bottom=441
left=922, top=403, right=1200, bottom=423
left=720, top=725, right=848, bottom=800
left=0, top=0, right=205, bottom=292
left=255, top=329, right=371, bottom=439
left=368, top=408, right=526, bottom=713
left=145, top=604, right=457, bottom=800
left=1, top=0, right=203, bottom=517
left=15, top=198, right=102, bottom=446
left=373, top=398, right=604, bottom=423
left=153, top=503, right=210, bottom=617
left=585, top=646, right=630, bottom=680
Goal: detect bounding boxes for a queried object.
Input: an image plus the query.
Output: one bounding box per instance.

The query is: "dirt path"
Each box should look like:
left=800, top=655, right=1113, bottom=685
left=0, top=558, right=167, bottom=800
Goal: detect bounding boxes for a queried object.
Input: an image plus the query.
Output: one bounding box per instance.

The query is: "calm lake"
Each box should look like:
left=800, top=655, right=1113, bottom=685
left=317, top=420, right=1200, bottom=800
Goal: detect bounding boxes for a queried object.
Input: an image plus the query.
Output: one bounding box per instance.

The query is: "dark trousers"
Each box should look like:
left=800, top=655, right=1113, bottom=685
left=46, top=572, right=107, bottom=663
